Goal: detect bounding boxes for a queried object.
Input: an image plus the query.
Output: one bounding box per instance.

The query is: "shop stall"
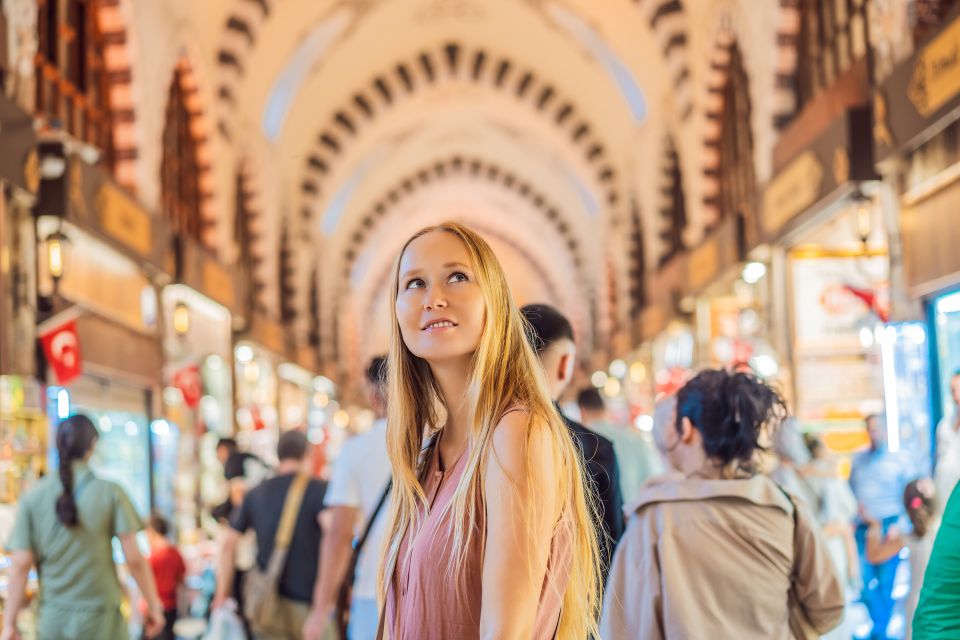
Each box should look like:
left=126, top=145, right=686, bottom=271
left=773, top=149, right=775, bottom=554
left=874, top=10, right=960, bottom=467
left=0, top=93, right=42, bottom=517
left=759, top=88, right=890, bottom=455
left=31, top=152, right=168, bottom=516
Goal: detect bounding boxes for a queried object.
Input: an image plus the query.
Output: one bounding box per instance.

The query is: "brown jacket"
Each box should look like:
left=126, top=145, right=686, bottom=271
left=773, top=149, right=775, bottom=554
left=600, top=474, right=844, bottom=639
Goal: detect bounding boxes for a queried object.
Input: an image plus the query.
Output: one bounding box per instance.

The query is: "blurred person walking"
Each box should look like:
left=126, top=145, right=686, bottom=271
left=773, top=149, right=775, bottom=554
left=1, top=414, right=165, bottom=640
left=380, top=224, right=602, bottom=639
left=601, top=370, right=844, bottom=639
left=803, top=435, right=860, bottom=640
left=576, top=386, right=663, bottom=505
left=520, top=304, right=624, bottom=578
left=849, top=414, right=914, bottom=640
left=304, top=356, right=391, bottom=640
left=934, top=371, right=960, bottom=507
left=862, top=479, right=940, bottom=640
left=144, top=513, right=186, bottom=640
left=214, top=430, right=327, bottom=640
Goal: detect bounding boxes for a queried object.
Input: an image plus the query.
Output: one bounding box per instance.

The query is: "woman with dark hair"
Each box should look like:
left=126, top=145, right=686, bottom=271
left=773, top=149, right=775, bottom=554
left=1, top=414, right=165, bottom=640
left=602, top=369, right=845, bottom=639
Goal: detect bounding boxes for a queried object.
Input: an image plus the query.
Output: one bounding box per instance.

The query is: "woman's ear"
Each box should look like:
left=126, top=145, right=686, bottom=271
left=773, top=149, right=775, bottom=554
left=680, top=416, right=697, bottom=444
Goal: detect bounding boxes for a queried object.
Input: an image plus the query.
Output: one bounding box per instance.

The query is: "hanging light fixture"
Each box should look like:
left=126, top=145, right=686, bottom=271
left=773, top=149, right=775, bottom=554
left=40, top=223, right=70, bottom=296
left=173, top=300, right=190, bottom=336
left=852, top=188, right=873, bottom=247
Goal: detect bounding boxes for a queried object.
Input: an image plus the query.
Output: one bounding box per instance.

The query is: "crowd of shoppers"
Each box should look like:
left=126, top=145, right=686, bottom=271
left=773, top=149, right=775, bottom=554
left=3, top=223, right=960, bottom=640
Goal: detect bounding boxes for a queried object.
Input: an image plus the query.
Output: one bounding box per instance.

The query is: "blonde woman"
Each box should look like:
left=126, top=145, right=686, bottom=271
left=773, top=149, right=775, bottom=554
left=378, top=222, right=601, bottom=639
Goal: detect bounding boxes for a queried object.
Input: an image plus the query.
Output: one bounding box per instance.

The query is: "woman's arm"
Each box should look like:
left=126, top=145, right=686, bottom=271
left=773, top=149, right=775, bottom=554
left=0, top=550, right=34, bottom=640
left=119, top=533, right=165, bottom=637
left=481, top=411, right=559, bottom=640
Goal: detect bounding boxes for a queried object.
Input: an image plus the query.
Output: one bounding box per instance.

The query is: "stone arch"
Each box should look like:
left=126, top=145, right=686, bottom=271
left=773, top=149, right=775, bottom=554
left=161, top=54, right=218, bottom=249
left=297, top=42, right=621, bottom=225
left=634, top=0, right=694, bottom=120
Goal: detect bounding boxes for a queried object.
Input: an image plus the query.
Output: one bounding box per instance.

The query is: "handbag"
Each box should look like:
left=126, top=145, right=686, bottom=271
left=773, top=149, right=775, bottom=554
left=334, top=479, right=393, bottom=638
left=242, top=472, right=310, bottom=631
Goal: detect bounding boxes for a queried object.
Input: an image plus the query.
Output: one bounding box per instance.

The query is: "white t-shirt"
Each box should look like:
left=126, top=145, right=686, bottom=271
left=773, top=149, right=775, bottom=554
left=324, top=419, right=391, bottom=600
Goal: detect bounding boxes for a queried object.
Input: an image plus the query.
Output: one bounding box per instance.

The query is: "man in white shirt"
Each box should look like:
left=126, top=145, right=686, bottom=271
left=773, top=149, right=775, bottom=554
left=304, top=356, right=391, bottom=640
left=935, top=371, right=960, bottom=505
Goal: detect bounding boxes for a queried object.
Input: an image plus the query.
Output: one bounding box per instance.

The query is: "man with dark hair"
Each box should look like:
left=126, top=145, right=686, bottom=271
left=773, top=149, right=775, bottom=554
left=214, top=430, right=327, bottom=639
left=520, top=303, right=624, bottom=579
left=305, top=356, right=391, bottom=640
left=577, top=387, right=662, bottom=505
left=217, top=437, right=270, bottom=485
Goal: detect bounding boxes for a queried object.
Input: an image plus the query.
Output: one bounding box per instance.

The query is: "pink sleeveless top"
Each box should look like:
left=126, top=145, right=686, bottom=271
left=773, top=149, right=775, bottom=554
left=384, top=426, right=573, bottom=639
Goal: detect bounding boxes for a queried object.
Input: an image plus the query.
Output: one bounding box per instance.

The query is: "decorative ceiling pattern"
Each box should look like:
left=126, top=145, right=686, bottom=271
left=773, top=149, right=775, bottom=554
left=77, top=0, right=791, bottom=380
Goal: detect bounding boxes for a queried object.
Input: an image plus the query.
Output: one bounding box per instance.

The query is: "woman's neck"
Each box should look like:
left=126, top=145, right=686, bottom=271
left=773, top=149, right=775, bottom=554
left=431, top=356, right=473, bottom=453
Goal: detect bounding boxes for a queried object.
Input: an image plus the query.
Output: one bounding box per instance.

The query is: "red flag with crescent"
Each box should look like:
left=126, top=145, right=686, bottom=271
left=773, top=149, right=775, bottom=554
left=40, top=320, right=83, bottom=385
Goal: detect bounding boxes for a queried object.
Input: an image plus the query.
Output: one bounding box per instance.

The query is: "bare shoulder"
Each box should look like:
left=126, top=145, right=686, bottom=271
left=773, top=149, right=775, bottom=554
left=489, top=409, right=558, bottom=482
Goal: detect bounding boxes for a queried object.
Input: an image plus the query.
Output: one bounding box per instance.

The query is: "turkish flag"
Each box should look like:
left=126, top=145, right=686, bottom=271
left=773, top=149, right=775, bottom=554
left=40, top=320, right=83, bottom=385
left=173, top=365, right=203, bottom=409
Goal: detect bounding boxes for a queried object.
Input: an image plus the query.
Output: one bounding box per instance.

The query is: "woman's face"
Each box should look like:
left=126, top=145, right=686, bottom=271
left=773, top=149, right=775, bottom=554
left=395, top=230, right=486, bottom=365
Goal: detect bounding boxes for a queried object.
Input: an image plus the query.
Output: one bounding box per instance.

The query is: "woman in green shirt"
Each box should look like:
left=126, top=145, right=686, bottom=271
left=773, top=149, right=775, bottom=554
left=1, top=415, right=165, bottom=640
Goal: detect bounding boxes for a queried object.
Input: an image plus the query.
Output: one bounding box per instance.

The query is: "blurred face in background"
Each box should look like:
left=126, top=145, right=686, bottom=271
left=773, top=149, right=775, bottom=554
left=866, top=415, right=886, bottom=449
left=951, top=374, right=960, bottom=408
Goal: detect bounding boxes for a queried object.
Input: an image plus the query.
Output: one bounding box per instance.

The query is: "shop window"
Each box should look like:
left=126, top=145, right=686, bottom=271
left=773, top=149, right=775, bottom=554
left=161, top=63, right=203, bottom=242
left=793, top=0, right=870, bottom=112
left=659, top=141, right=687, bottom=267
left=717, top=43, right=756, bottom=251
left=35, top=0, right=115, bottom=167
left=913, top=0, right=960, bottom=42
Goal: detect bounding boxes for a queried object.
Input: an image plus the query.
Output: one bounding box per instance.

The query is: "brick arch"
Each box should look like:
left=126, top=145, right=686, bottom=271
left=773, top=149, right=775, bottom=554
left=161, top=55, right=217, bottom=249
left=235, top=156, right=271, bottom=313
left=297, top=42, right=621, bottom=227
left=700, top=27, right=739, bottom=227
left=214, top=0, right=276, bottom=138
left=94, top=0, right=139, bottom=191
left=773, top=0, right=803, bottom=129
left=635, top=0, right=693, bottom=120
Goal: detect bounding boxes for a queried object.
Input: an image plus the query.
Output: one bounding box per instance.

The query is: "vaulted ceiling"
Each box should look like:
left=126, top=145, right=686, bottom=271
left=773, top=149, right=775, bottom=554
left=118, top=0, right=786, bottom=380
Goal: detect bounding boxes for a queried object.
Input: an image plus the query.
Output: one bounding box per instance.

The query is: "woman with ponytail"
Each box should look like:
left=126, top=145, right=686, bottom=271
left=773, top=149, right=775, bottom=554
left=2, top=414, right=165, bottom=640
left=601, top=369, right=845, bottom=639
left=379, top=222, right=601, bottom=639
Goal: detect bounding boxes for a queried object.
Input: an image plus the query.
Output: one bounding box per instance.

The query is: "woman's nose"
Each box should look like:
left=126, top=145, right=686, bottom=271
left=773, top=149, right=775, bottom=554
left=423, top=287, right=448, bottom=310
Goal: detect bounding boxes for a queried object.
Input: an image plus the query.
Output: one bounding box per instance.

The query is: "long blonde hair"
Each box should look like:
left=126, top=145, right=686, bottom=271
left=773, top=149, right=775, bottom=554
left=378, top=222, right=601, bottom=638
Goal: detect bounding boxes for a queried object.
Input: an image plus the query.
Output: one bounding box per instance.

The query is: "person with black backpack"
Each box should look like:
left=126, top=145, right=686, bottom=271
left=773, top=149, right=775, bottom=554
left=303, top=356, right=392, bottom=640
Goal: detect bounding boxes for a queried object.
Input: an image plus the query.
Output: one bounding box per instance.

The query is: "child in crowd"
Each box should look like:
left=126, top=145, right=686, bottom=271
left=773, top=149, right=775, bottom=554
left=865, top=479, right=939, bottom=640
left=145, top=513, right=186, bottom=640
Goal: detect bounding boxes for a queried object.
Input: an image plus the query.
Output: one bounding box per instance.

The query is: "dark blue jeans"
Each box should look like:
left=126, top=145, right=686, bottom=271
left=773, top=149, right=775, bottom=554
left=856, top=517, right=901, bottom=640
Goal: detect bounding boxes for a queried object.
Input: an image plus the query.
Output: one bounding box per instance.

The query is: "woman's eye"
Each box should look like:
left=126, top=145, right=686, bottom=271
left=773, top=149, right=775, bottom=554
left=405, top=278, right=425, bottom=290
left=448, top=272, right=468, bottom=283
